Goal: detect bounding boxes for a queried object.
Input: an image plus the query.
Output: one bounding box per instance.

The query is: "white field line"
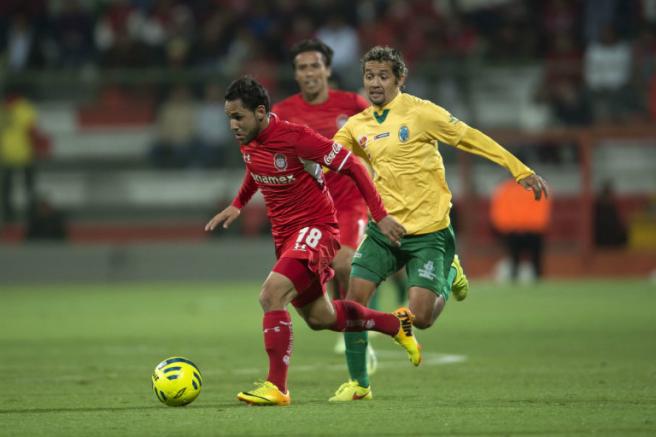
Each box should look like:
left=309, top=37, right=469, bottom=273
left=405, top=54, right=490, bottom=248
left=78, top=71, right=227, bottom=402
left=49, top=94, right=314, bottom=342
left=27, top=351, right=467, bottom=382
left=230, top=350, right=467, bottom=375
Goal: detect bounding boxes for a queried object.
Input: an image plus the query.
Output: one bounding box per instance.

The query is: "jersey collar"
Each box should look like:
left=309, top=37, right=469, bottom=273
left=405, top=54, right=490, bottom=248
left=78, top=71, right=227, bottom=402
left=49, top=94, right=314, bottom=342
left=372, top=92, right=403, bottom=122
left=300, top=88, right=333, bottom=107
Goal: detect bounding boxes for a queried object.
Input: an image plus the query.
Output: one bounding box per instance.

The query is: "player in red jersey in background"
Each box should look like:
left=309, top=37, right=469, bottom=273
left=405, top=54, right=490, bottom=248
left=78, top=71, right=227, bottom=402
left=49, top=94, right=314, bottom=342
left=273, top=39, right=407, bottom=369
left=273, top=39, right=369, bottom=303
left=205, top=76, right=420, bottom=406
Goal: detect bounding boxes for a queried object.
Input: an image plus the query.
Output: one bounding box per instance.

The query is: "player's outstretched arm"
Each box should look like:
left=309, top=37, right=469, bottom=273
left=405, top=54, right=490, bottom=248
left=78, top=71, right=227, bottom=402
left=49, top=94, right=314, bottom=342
left=206, top=170, right=256, bottom=231
left=454, top=128, right=535, bottom=183
left=518, top=173, right=549, bottom=201
left=205, top=206, right=240, bottom=231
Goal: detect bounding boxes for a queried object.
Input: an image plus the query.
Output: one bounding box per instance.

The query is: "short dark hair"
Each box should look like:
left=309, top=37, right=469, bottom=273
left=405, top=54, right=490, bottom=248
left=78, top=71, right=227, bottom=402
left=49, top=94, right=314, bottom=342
left=224, top=76, right=271, bottom=113
left=361, top=46, right=408, bottom=80
left=290, top=38, right=334, bottom=68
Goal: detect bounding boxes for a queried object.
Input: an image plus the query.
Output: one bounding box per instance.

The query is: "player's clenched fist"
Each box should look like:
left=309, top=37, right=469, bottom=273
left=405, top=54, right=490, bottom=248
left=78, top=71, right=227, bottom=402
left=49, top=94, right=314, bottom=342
left=377, top=215, right=406, bottom=247
left=205, top=205, right=241, bottom=231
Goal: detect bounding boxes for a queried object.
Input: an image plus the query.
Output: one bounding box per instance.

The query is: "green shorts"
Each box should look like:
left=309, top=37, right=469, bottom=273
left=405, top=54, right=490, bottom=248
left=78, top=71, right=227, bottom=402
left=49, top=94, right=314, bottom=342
left=351, top=222, right=456, bottom=300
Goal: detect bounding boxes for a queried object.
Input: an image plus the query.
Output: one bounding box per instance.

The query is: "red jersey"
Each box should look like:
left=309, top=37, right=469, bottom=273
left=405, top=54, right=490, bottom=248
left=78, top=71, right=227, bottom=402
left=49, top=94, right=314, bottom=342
left=231, top=114, right=386, bottom=247
left=272, top=89, right=369, bottom=211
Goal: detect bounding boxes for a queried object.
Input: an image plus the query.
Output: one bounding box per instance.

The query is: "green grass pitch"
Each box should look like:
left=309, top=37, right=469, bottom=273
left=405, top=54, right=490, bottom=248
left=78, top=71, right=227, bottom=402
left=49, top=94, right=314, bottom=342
left=1, top=280, right=655, bottom=436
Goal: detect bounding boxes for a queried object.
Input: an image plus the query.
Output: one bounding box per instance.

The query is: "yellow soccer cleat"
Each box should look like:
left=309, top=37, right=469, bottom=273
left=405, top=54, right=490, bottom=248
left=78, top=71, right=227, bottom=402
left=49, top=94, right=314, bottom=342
left=328, top=380, right=373, bottom=402
left=237, top=381, right=291, bottom=406
left=451, top=255, right=469, bottom=302
left=393, top=307, right=422, bottom=366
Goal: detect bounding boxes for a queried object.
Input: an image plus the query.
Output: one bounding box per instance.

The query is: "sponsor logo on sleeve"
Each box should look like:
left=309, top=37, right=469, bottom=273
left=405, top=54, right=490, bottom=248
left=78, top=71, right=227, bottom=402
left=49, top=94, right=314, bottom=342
left=323, top=142, right=343, bottom=165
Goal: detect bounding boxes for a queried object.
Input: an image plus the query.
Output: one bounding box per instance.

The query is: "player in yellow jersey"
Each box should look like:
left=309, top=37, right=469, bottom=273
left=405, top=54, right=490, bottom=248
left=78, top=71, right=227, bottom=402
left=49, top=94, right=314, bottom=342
left=328, top=46, right=548, bottom=401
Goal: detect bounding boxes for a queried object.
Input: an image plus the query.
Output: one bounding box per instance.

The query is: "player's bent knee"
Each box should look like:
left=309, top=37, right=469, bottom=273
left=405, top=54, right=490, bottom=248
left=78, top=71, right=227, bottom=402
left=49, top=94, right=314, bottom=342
left=409, top=305, right=436, bottom=329
left=258, top=290, right=277, bottom=311
left=304, top=314, right=332, bottom=330
left=259, top=276, right=294, bottom=311
left=412, top=315, right=434, bottom=330
left=304, top=319, right=323, bottom=330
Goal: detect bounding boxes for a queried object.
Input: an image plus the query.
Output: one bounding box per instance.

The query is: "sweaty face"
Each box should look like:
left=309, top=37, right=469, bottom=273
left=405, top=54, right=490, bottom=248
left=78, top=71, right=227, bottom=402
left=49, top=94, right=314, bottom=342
left=224, top=99, right=267, bottom=144
left=363, top=61, right=404, bottom=107
left=294, top=51, right=330, bottom=99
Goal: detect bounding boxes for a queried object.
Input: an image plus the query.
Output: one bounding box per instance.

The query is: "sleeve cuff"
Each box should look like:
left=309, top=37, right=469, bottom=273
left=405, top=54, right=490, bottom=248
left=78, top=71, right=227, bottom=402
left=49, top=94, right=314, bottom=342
left=371, top=209, right=387, bottom=223
left=513, top=168, right=534, bottom=182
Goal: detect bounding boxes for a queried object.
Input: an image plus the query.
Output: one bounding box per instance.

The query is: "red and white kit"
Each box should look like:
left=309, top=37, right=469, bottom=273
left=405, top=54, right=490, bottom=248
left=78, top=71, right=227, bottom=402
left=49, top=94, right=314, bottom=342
left=231, top=114, right=386, bottom=307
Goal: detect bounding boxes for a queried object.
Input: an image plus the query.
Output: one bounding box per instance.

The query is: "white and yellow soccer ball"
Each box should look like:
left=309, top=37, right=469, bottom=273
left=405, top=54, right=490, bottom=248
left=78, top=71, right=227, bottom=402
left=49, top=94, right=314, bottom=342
left=152, top=357, right=203, bottom=406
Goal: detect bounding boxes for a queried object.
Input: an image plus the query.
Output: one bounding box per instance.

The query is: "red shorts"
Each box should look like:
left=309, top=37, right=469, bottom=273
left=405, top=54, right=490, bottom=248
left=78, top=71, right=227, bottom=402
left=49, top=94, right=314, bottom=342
left=272, top=224, right=340, bottom=308
left=335, top=204, right=368, bottom=250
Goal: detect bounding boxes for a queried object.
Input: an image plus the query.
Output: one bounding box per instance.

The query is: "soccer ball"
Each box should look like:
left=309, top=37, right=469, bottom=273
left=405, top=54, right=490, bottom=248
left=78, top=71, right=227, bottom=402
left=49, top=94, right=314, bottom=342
left=152, top=356, right=203, bottom=406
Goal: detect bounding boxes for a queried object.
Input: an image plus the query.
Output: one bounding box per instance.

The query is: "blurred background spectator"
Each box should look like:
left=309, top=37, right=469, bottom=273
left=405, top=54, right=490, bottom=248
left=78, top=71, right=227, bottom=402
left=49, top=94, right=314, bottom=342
left=2, top=12, right=45, bottom=72
left=490, top=177, right=552, bottom=282
left=149, top=84, right=196, bottom=168
left=594, top=179, right=628, bottom=248
left=25, top=196, right=68, bottom=241
left=195, top=82, right=233, bottom=168
left=316, top=13, right=360, bottom=88
left=583, top=24, right=636, bottom=123
left=0, top=85, right=48, bottom=223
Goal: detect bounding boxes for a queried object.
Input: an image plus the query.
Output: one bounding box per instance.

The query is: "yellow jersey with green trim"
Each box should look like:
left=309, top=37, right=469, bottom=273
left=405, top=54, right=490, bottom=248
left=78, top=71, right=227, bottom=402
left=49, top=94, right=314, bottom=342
left=333, top=92, right=533, bottom=235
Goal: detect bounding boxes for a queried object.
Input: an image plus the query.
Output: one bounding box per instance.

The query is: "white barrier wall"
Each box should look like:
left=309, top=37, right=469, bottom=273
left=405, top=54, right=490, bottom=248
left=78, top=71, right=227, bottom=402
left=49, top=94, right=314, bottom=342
left=0, top=239, right=275, bottom=284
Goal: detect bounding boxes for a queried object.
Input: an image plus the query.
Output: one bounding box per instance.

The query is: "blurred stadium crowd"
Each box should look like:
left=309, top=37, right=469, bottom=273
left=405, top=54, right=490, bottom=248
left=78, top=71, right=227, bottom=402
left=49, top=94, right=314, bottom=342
left=2, top=0, right=656, bottom=125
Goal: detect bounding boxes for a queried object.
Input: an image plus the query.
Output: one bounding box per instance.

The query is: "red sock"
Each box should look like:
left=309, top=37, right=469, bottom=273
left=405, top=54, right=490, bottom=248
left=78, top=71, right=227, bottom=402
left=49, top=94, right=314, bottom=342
left=263, top=310, right=292, bottom=393
left=332, top=300, right=400, bottom=336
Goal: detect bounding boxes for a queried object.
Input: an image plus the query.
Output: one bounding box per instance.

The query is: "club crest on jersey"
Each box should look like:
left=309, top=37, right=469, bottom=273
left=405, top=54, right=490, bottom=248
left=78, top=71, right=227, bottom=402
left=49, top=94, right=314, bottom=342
left=398, top=125, right=410, bottom=142
left=273, top=153, right=288, bottom=171
left=243, top=153, right=251, bottom=163
left=336, top=114, right=349, bottom=129
left=358, top=135, right=369, bottom=149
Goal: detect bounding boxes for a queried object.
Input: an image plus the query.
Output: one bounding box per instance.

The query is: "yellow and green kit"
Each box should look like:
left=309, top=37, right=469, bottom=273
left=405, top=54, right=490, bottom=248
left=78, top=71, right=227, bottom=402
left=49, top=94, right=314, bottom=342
left=334, top=92, right=534, bottom=295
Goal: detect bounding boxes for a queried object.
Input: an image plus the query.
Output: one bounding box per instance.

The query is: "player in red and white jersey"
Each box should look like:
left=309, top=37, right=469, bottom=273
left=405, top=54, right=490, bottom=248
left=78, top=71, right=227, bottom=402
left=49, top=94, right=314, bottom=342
left=272, top=39, right=370, bottom=300
left=205, top=77, right=419, bottom=406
